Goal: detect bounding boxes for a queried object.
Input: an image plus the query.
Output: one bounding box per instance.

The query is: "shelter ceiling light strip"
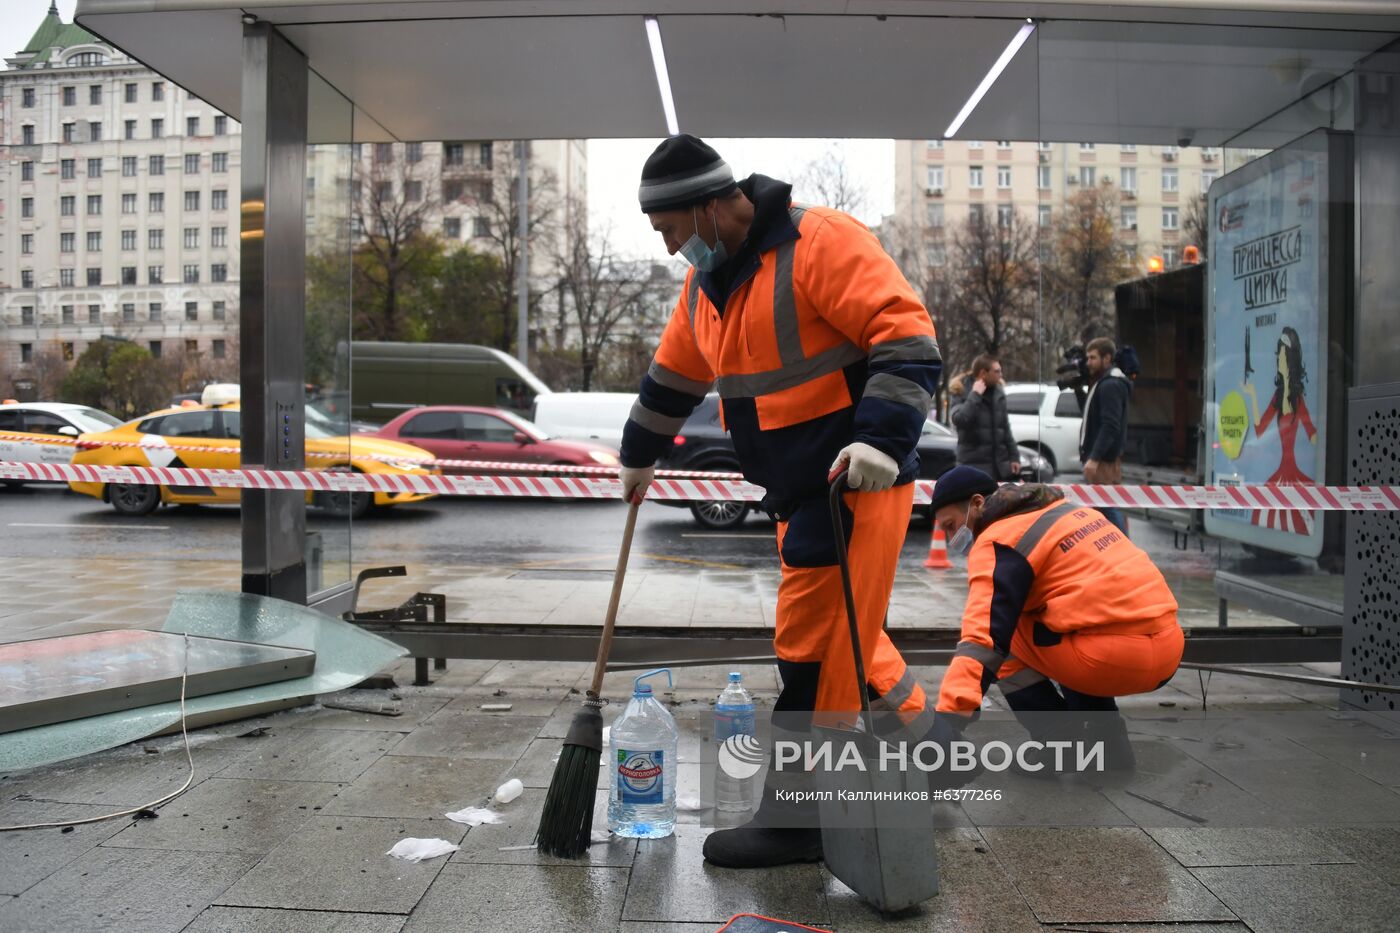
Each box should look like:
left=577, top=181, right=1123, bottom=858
left=944, top=20, right=1036, bottom=139
left=645, top=16, right=680, bottom=136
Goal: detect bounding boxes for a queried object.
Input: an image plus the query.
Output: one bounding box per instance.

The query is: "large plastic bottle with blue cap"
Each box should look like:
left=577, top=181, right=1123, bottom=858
left=608, top=668, right=678, bottom=839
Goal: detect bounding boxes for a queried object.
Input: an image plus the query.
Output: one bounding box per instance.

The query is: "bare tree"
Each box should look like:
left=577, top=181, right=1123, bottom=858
left=795, top=144, right=868, bottom=215
left=24, top=342, right=71, bottom=400
left=1040, top=185, right=1134, bottom=372
left=352, top=147, right=444, bottom=341
left=1182, top=192, right=1211, bottom=260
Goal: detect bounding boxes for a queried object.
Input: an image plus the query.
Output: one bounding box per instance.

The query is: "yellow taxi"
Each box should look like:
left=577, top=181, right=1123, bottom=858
left=68, top=389, right=439, bottom=517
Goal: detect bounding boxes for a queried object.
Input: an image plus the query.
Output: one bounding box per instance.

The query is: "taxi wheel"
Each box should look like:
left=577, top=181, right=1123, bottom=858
left=109, top=482, right=161, bottom=516
left=318, top=489, right=372, bottom=520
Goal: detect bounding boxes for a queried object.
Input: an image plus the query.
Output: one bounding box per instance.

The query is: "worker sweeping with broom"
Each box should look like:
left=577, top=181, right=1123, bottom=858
left=592, top=135, right=943, bottom=869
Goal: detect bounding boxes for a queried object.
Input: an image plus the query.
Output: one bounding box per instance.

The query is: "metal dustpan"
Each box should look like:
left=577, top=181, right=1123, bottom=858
left=813, top=474, right=939, bottom=913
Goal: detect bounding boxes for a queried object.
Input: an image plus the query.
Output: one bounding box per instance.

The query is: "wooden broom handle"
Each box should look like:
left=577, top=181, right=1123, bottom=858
left=590, top=497, right=641, bottom=697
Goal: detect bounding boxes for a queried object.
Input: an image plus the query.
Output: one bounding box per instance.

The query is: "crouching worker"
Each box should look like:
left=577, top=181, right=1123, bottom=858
left=927, top=466, right=1184, bottom=775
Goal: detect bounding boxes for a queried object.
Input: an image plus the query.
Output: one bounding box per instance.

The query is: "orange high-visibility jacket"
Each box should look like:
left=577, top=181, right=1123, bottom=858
left=620, top=175, right=941, bottom=515
left=937, top=486, right=1180, bottom=714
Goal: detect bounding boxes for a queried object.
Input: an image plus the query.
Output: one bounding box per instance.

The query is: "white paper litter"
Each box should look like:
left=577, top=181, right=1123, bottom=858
left=494, top=778, right=524, bottom=804
left=385, top=838, right=460, bottom=862
left=445, top=806, right=503, bottom=826
left=675, top=796, right=705, bottom=812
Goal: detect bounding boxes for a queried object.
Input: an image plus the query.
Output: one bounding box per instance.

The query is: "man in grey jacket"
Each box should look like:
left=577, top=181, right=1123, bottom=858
left=951, top=354, right=1021, bottom=481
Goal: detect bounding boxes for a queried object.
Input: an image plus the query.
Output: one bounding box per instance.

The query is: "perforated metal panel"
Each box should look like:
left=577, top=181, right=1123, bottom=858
left=1343, top=385, right=1400, bottom=710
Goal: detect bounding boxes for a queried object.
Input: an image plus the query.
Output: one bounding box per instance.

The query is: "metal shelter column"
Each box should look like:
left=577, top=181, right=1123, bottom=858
left=240, top=22, right=309, bottom=602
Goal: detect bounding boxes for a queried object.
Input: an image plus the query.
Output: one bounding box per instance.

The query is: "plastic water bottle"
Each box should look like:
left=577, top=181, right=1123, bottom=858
left=608, top=668, right=678, bottom=839
left=714, top=672, right=757, bottom=812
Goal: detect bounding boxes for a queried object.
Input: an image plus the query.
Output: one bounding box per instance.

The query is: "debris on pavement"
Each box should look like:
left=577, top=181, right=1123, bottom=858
left=386, top=838, right=460, bottom=862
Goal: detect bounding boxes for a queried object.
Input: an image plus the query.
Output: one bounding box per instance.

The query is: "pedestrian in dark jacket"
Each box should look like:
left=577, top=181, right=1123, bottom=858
left=1079, top=336, right=1132, bottom=534
left=951, top=354, right=1020, bottom=481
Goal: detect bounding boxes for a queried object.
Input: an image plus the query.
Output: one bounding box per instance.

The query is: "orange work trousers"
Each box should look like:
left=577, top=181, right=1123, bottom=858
left=996, top=613, right=1184, bottom=698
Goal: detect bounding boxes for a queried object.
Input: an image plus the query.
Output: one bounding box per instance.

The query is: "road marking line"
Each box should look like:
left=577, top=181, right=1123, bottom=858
left=8, top=522, right=171, bottom=530
left=681, top=533, right=768, bottom=539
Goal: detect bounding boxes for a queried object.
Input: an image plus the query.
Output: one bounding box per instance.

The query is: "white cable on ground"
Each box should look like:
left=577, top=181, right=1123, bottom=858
left=0, top=633, right=197, bottom=832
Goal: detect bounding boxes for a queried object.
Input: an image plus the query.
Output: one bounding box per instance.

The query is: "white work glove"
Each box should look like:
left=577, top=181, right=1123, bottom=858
left=830, top=442, right=899, bottom=492
left=619, top=464, right=655, bottom=504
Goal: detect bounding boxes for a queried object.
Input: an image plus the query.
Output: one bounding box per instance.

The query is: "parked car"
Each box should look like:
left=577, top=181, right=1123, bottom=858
left=68, top=390, right=439, bottom=518
left=1002, top=382, right=1083, bottom=475
left=372, top=406, right=619, bottom=471
left=0, top=401, right=123, bottom=487
left=530, top=392, right=637, bottom=446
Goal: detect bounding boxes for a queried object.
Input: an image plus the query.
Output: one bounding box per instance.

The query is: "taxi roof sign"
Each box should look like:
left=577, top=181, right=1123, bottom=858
left=201, top=384, right=241, bottom=407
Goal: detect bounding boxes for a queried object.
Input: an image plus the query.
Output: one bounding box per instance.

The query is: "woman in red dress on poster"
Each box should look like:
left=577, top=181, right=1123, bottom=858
left=1242, top=326, right=1318, bottom=535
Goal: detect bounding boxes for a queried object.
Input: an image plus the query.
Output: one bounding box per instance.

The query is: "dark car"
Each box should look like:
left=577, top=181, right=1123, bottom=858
left=657, top=397, right=1052, bottom=529
left=372, top=406, right=620, bottom=471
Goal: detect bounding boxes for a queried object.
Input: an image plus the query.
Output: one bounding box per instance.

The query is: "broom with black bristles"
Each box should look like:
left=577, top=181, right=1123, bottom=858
left=535, top=495, right=641, bottom=858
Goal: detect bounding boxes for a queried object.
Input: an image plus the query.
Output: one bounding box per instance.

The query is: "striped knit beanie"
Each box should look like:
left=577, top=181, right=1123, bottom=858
left=638, top=134, right=738, bottom=213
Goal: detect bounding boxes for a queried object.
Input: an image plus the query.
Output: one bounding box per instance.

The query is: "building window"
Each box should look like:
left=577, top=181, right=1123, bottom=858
left=121, top=266, right=137, bottom=284
left=121, top=229, right=136, bottom=250
left=212, top=339, right=226, bottom=359
left=1122, top=206, right=1138, bottom=230
left=443, top=180, right=464, bottom=202
left=1080, top=142, right=1096, bottom=150
left=88, top=157, right=103, bottom=177
left=86, top=232, right=101, bottom=251
left=1037, top=165, right=1051, bottom=189
left=184, top=153, right=200, bottom=174
left=375, top=143, right=394, bottom=163
left=969, top=166, right=984, bottom=189
left=183, top=227, right=199, bottom=249
left=149, top=340, right=162, bottom=358
left=21, top=161, right=34, bottom=181
left=214, top=115, right=227, bottom=136
left=444, top=143, right=464, bottom=165
left=149, top=229, right=164, bottom=250
left=89, top=84, right=102, bottom=105
left=185, top=339, right=198, bottom=354
left=20, top=344, right=32, bottom=364
left=1120, top=167, right=1137, bottom=192
left=1162, top=207, right=1180, bottom=230
left=152, top=81, right=164, bottom=101
left=211, top=189, right=227, bottom=211
left=997, top=205, right=1014, bottom=227
left=968, top=204, right=985, bottom=226
left=124, top=119, right=136, bottom=140
left=122, top=303, right=136, bottom=322
left=86, top=268, right=101, bottom=286
left=927, top=244, right=947, bottom=267
left=997, top=166, right=1012, bottom=189
left=926, top=203, right=944, bottom=228
left=63, top=86, right=76, bottom=106
left=1039, top=205, right=1052, bottom=227
left=967, top=140, right=983, bottom=149
left=185, top=302, right=198, bottom=321
left=1121, top=143, right=1137, bottom=152
left=183, top=264, right=199, bottom=284
left=61, top=233, right=76, bottom=252
left=479, top=142, right=493, bottom=166
left=122, top=193, right=137, bottom=214
left=184, top=190, right=200, bottom=211
left=444, top=217, right=461, bottom=238
left=211, top=263, right=228, bottom=283
left=61, top=195, right=76, bottom=216
left=62, top=305, right=75, bottom=324
left=22, top=197, right=35, bottom=218
left=405, top=181, right=423, bottom=202
left=406, top=142, right=422, bottom=163
left=21, top=306, right=35, bottom=325
left=70, top=52, right=105, bottom=67
left=22, top=88, right=35, bottom=108
left=1079, top=167, right=1096, bottom=187
left=1201, top=169, right=1220, bottom=189
left=60, top=268, right=75, bottom=287
left=88, top=304, right=100, bottom=323
left=150, top=302, right=163, bottom=321
left=21, top=271, right=34, bottom=288
left=149, top=265, right=163, bottom=284
left=61, top=342, right=74, bottom=361
left=1162, top=168, right=1179, bottom=193
left=149, top=192, right=164, bottom=212
left=150, top=155, right=165, bottom=175
left=63, top=122, right=77, bottom=143
left=62, top=158, right=77, bottom=179
left=122, top=156, right=137, bottom=176
left=473, top=216, right=490, bottom=238
left=212, top=152, right=227, bottom=173
left=211, top=226, right=227, bottom=248
left=87, top=195, right=102, bottom=215
left=1163, top=246, right=1179, bottom=267
left=478, top=180, right=493, bottom=201
left=21, top=234, right=34, bottom=254
left=124, top=82, right=137, bottom=103
left=151, top=118, right=163, bottom=138
left=212, top=301, right=225, bottom=321
left=186, top=116, right=199, bottom=137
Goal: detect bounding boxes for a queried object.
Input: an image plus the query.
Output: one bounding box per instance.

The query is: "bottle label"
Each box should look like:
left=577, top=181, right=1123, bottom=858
left=616, top=748, right=665, bottom=804
left=715, top=707, right=755, bottom=741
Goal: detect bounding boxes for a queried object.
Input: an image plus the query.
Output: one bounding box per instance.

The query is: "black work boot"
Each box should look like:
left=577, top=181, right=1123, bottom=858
left=701, top=819, right=824, bottom=869
left=1082, top=714, right=1136, bottom=772
left=1003, top=680, right=1073, bottom=780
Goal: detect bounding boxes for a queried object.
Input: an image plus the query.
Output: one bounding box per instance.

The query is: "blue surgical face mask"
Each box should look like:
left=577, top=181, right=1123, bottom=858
left=948, top=503, right=977, bottom=564
left=679, top=206, right=728, bottom=272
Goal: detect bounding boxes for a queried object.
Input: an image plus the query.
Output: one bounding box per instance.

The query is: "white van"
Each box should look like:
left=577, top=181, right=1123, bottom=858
left=531, top=392, right=636, bottom=445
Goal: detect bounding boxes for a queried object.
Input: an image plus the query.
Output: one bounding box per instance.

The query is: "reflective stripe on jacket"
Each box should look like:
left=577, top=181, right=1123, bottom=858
left=937, top=490, right=1179, bottom=714
left=620, top=176, right=941, bottom=514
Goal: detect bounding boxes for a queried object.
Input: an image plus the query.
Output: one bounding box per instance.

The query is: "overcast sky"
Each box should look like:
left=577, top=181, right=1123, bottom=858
left=5, top=3, right=895, bottom=266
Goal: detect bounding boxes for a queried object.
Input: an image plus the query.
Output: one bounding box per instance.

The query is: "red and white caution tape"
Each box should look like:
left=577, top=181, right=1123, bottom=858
left=3, top=459, right=1399, bottom=511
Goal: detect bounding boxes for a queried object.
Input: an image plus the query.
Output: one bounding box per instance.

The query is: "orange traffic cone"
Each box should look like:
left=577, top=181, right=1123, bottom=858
left=924, top=525, right=952, bottom=569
